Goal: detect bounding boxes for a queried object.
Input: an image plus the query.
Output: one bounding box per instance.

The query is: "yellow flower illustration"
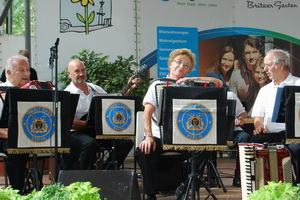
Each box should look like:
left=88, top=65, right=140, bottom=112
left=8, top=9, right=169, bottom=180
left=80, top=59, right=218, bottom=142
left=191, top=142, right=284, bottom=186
left=71, top=0, right=95, bottom=7
left=70, top=0, right=95, bottom=34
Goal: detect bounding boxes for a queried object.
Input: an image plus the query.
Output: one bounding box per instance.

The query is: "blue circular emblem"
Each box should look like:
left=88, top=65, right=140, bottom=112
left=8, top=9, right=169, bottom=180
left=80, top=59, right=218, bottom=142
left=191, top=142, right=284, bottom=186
left=177, top=103, right=213, bottom=140
left=105, top=102, right=132, bottom=132
left=22, top=106, right=55, bottom=143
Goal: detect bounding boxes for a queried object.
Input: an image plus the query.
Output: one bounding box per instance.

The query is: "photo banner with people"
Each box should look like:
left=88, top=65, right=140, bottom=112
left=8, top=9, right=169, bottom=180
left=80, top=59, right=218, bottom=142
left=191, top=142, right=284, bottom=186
left=139, top=0, right=300, bottom=114
left=34, top=0, right=300, bottom=114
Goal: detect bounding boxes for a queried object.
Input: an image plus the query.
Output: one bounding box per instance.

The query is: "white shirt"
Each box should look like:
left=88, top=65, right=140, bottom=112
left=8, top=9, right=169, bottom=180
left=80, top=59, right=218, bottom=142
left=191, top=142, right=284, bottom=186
left=227, top=91, right=246, bottom=131
left=251, top=74, right=300, bottom=132
left=143, top=80, right=247, bottom=138
left=143, top=80, right=162, bottom=138
left=64, top=82, right=106, bottom=120
left=0, top=81, right=14, bottom=118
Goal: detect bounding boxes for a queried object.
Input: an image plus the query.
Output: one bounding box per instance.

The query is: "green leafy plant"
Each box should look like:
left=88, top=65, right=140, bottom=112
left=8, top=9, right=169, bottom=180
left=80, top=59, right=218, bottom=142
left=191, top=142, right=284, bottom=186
left=0, top=182, right=106, bottom=200
left=248, top=181, right=299, bottom=200
left=58, top=49, right=152, bottom=104
left=0, top=186, right=21, bottom=200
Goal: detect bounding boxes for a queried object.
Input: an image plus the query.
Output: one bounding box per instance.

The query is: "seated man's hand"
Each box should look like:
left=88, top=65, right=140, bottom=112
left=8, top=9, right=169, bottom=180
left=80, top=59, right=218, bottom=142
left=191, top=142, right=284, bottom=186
left=72, top=119, right=88, bottom=131
left=253, top=126, right=268, bottom=135
left=139, top=136, right=156, bottom=154
left=0, top=128, right=8, bottom=139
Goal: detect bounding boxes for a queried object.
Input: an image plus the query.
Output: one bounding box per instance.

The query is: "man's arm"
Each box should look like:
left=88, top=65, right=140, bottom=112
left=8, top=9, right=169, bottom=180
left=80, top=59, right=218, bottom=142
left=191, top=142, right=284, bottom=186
left=139, top=103, right=156, bottom=154
left=253, top=116, right=268, bottom=135
left=175, top=77, right=223, bottom=86
left=235, top=112, right=248, bottom=127
left=0, top=128, right=8, bottom=139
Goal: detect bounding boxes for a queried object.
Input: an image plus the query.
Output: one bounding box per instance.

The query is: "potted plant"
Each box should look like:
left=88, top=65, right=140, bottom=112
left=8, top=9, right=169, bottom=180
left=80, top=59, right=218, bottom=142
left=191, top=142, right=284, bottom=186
left=58, top=49, right=152, bottom=101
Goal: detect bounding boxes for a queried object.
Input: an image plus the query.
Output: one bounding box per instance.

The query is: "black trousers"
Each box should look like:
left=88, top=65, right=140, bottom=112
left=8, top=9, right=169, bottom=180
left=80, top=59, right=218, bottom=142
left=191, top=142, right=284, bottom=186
left=248, top=130, right=285, bottom=143
left=136, top=137, right=164, bottom=195
left=136, top=137, right=188, bottom=194
left=0, top=138, right=29, bottom=191
left=61, top=130, right=134, bottom=170
left=60, top=130, right=99, bottom=170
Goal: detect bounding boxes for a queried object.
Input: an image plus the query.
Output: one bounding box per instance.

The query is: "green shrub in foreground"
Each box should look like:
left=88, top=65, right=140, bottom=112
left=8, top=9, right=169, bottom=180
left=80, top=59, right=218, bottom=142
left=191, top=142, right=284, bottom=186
left=248, top=181, right=299, bottom=200
left=0, top=182, right=107, bottom=200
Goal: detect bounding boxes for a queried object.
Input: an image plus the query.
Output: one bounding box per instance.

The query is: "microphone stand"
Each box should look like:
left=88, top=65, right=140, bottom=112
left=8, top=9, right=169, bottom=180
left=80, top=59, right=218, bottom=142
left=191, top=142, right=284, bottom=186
left=49, top=38, right=60, bottom=182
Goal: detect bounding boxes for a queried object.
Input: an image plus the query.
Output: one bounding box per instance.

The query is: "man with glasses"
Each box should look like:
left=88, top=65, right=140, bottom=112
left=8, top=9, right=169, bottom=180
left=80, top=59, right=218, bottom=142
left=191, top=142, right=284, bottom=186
left=250, top=49, right=300, bottom=183
left=137, top=48, right=222, bottom=200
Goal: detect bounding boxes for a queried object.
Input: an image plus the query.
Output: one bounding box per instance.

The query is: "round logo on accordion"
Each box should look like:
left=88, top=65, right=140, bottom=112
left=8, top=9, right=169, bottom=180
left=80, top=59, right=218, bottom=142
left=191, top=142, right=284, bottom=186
left=177, top=103, right=213, bottom=140
left=105, top=102, right=132, bottom=132
left=22, top=106, right=55, bottom=143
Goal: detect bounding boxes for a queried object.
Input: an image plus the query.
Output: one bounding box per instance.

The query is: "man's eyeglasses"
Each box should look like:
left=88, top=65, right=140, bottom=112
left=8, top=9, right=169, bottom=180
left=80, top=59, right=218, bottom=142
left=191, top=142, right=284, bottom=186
left=173, top=59, right=190, bottom=68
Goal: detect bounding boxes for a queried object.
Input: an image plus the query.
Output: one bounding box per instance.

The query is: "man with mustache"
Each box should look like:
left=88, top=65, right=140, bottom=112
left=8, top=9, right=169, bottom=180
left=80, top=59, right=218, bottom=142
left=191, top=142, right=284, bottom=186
left=61, top=59, right=137, bottom=170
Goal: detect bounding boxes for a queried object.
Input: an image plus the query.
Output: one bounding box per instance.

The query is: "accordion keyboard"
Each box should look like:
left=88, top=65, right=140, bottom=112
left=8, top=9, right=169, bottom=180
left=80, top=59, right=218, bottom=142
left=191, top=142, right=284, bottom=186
left=239, top=143, right=292, bottom=200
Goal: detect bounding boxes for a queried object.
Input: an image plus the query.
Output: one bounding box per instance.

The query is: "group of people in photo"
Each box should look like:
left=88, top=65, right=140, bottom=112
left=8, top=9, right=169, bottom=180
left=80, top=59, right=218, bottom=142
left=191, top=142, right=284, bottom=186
left=0, top=34, right=300, bottom=200
left=207, top=37, right=271, bottom=114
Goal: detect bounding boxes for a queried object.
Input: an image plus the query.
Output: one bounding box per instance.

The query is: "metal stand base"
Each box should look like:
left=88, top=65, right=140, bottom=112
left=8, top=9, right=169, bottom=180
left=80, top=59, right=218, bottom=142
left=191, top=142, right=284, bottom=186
left=22, top=154, right=43, bottom=194
left=176, top=152, right=217, bottom=200
left=206, top=151, right=227, bottom=192
left=105, top=140, right=119, bottom=170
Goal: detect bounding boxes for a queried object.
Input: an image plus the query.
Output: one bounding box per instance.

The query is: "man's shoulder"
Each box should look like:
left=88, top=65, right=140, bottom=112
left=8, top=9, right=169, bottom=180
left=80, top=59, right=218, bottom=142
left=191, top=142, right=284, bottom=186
left=86, top=82, right=97, bottom=87
left=0, top=81, right=12, bottom=87
left=86, top=82, right=107, bottom=94
left=291, top=75, right=300, bottom=85
left=86, top=82, right=102, bottom=90
left=64, top=83, right=72, bottom=91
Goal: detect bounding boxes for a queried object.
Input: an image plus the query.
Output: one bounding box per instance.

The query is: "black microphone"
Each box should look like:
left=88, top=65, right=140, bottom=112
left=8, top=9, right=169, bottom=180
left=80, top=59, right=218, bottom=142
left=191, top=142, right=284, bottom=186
left=48, top=47, right=54, bottom=69
left=55, top=38, right=60, bottom=48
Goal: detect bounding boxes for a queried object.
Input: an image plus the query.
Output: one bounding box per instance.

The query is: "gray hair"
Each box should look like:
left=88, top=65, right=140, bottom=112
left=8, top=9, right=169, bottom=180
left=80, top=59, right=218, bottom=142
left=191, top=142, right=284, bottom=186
left=5, top=55, right=29, bottom=79
left=267, top=49, right=290, bottom=71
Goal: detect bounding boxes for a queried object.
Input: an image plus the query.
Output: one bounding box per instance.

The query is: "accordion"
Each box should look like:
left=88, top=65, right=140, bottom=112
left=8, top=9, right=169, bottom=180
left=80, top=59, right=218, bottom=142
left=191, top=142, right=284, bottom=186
left=239, top=143, right=293, bottom=200
left=20, top=80, right=55, bottom=90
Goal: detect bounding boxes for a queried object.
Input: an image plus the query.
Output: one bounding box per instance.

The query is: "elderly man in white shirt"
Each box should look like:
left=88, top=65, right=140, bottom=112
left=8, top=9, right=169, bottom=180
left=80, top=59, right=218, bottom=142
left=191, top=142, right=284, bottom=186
left=0, top=55, right=31, bottom=191
left=250, top=49, right=300, bottom=183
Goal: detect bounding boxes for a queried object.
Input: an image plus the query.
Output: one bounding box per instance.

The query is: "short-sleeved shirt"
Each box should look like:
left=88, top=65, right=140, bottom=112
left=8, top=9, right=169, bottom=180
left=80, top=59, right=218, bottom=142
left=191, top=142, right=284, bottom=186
left=143, top=80, right=164, bottom=138
left=64, top=82, right=106, bottom=120
left=0, top=81, right=14, bottom=118
left=227, top=91, right=246, bottom=131
left=251, top=73, right=300, bottom=132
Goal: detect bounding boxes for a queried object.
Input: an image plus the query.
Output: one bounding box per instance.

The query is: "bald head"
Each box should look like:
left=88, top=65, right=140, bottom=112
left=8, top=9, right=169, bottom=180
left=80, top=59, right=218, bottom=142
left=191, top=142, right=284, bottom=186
left=67, top=59, right=87, bottom=85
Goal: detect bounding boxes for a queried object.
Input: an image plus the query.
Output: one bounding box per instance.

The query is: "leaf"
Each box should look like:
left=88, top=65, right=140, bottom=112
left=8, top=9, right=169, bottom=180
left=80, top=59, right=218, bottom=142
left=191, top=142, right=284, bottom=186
left=76, top=13, right=85, bottom=23
left=88, top=11, right=95, bottom=24
left=248, top=181, right=299, bottom=200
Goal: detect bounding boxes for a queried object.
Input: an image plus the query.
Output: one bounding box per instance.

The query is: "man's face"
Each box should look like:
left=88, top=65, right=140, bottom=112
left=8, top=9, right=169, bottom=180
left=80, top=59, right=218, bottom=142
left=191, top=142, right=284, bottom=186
left=7, top=59, right=30, bottom=87
left=263, top=52, right=280, bottom=81
left=243, top=44, right=261, bottom=67
left=67, top=61, right=87, bottom=84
